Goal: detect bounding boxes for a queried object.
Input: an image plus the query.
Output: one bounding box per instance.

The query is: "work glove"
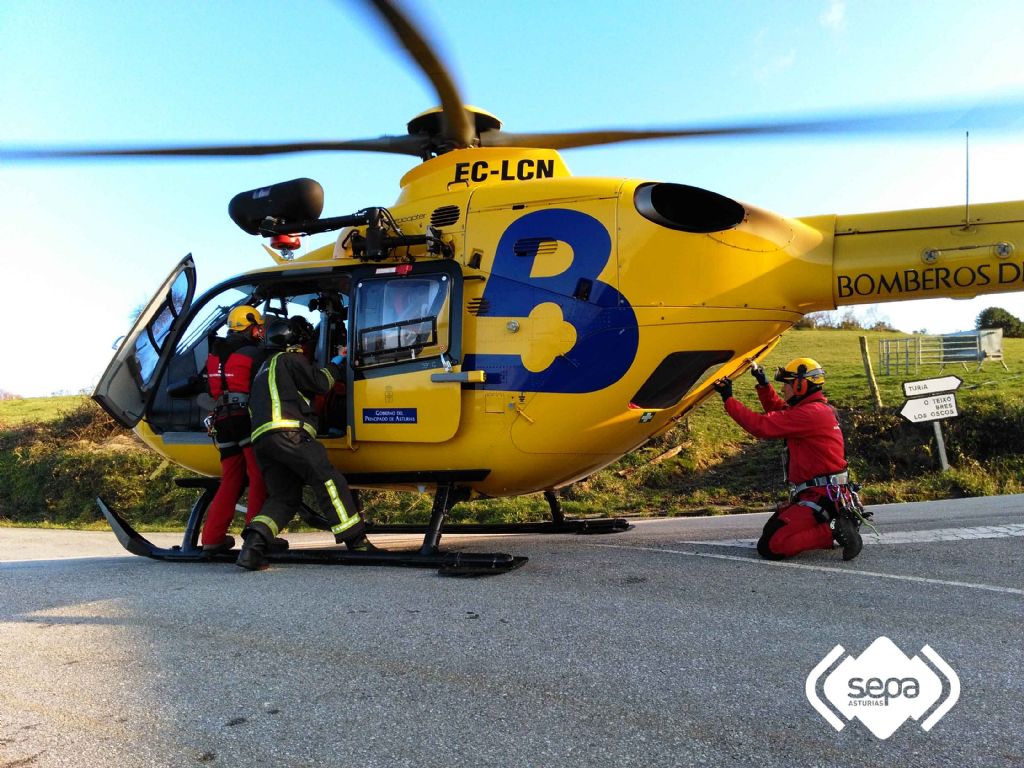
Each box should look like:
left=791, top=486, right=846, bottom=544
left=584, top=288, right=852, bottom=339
left=713, top=378, right=733, bottom=402
left=750, top=361, right=768, bottom=387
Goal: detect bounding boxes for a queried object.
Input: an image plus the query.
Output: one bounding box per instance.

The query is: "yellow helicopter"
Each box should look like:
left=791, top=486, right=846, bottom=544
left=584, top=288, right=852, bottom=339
left=7, top=0, right=1024, bottom=574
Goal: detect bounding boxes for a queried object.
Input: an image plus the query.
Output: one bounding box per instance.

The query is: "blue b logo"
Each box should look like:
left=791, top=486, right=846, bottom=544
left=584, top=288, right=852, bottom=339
left=464, top=208, right=638, bottom=393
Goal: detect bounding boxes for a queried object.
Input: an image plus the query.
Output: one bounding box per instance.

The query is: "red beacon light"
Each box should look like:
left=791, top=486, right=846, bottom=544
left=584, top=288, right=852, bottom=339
left=270, top=234, right=301, bottom=253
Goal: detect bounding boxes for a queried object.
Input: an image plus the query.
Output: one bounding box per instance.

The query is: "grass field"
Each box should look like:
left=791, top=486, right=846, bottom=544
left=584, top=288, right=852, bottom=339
left=614, top=329, right=1024, bottom=515
left=0, top=395, right=89, bottom=426
left=2, top=330, right=1023, bottom=529
left=708, top=329, right=1024, bottom=456
left=749, top=329, right=1024, bottom=408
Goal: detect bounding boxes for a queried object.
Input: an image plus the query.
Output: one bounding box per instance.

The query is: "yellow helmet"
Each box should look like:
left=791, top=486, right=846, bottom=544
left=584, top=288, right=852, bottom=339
left=775, top=357, right=825, bottom=391
left=227, top=305, right=263, bottom=332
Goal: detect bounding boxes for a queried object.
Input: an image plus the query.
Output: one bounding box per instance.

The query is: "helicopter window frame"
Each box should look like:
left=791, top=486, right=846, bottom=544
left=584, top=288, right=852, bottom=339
left=145, top=267, right=355, bottom=434
left=349, top=261, right=463, bottom=378
left=171, top=271, right=352, bottom=353
left=152, top=268, right=352, bottom=394
left=352, top=277, right=448, bottom=368
left=94, top=255, right=196, bottom=431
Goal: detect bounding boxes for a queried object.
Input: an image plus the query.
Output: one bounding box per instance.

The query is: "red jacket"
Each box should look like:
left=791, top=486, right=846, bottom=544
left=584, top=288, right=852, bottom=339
left=725, top=386, right=847, bottom=485
left=207, top=333, right=266, bottom=401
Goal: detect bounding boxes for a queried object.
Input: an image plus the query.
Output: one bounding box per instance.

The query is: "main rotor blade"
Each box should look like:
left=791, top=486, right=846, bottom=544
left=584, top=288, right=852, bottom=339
left=364, top=0, right=473, bottom=149
left=0, top=135, right=427, bottom=161
left=481, top=100, right=1024, bottom=151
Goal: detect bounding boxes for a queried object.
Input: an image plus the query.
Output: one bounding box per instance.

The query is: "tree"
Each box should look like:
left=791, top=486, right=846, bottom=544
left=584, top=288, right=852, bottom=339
left=863, top=305, right=897, bottom=332
left=976, top=307, right=1024, bottom=338
left=792, top=306, right=897, bottom=332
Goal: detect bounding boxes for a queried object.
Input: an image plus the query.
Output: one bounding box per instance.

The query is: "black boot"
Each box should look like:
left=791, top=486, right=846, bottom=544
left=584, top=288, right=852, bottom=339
left=202, top=534, right=235, bottom=557
left=830, top=514, right=863, bottom=561
left=345, top=534, right=383, bottom=553
left=236, top=529, right=270, bottom=570
left=267, top=537, right=289, bottom=554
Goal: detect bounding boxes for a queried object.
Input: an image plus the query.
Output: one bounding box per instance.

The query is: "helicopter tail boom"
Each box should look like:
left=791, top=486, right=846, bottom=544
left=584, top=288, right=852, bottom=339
left=801, top=200, right=1024, bottom=311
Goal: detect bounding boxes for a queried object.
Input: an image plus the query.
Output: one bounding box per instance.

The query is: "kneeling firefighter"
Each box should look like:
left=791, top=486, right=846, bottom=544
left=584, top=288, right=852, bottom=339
left=712, top=357, right=866, bottom=561
left=237, top=316, right=378, bottom=570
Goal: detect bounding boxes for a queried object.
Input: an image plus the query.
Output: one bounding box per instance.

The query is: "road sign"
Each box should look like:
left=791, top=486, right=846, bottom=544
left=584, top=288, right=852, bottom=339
left=899, top=392, right=959, bottom=423
left=902, top=376, right=962, bottom=398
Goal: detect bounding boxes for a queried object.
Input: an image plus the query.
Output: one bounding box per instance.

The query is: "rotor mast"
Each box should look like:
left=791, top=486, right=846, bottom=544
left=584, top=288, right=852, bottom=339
left=366, top=0, right=475, bottom=153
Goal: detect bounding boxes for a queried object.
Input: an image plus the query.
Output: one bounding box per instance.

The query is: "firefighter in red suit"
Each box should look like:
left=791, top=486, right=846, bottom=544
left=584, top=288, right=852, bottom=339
left=200, top=305, right=269, bottom=554
left=712, top=358, right=862, bottom=561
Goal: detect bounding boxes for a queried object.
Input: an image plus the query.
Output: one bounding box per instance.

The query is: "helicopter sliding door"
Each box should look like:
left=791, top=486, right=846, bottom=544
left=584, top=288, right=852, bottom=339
left=348, top=261, right=464, bottom=443
left=93, top=255, right=196, bottom=428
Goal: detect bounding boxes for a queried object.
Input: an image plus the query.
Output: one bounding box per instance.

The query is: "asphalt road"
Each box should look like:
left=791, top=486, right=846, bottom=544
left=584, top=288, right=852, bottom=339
left=1, top=495, right=1022, bottom=767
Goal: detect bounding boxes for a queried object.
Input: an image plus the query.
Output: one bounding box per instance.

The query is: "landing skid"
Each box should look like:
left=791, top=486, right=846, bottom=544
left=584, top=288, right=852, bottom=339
left=97, top=488, right=524, bottom=576
left=97, top=482, right=629, bottom=576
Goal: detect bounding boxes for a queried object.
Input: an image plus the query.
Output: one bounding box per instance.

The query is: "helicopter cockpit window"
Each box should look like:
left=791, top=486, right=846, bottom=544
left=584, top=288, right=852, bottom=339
left=135, top=270, right=190, bottom=387
left=260, top=294, right=319, bottom=327
left=353, top=275, right=450, bottom=368
left=147, top=271, right=353, bottom=435
left=176, top=284, right=258, bottom=354
left=172, top=274, right=352, bottom=371
left=258, top=284, right=348, bottom=363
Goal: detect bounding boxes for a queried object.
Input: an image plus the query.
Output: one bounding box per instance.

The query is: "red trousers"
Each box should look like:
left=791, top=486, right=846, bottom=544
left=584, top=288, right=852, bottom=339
left=757, top=491, right=834, bottom=559
left=201, top=446, right=267, bottom=546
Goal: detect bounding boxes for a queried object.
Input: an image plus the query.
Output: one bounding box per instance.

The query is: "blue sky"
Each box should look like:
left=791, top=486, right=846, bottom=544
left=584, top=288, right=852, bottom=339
left=3, top=0, right=1024, bottom=397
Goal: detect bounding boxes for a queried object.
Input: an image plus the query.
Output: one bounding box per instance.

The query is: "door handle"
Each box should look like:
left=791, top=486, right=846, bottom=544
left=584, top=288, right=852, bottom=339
left=430, top=370, right=487, bottom=384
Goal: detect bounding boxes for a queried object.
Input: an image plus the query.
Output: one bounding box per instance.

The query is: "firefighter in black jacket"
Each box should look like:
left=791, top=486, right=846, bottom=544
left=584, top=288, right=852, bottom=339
left=237, top=316, right=377, bottom=570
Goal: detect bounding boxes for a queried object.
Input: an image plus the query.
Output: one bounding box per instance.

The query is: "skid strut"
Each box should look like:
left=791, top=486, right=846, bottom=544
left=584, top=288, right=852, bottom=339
left=366, top=488, right=632, bottom=536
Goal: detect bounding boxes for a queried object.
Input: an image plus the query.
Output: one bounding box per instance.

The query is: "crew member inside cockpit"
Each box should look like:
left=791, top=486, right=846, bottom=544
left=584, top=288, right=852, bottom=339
left=384, top=280, right=432, bottom=347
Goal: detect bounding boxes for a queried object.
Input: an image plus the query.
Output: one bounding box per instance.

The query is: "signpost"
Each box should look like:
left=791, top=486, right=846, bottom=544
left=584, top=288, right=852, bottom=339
left=902, top=376, right=962, bottom=398
left=899, top=376, right=962, bottom=471
left=898, top=393, right=959, bottom=423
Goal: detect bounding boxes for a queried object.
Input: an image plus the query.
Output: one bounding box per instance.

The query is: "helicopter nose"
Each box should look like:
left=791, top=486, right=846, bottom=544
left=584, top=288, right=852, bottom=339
left=634, top=182, right=745, bottom=233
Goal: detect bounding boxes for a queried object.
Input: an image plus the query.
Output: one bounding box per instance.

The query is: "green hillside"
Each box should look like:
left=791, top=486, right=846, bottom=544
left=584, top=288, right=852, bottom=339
left=641, top=329, right=1024, bottom=513
left=2, top=330, right=1023, bottom=530
left=0, top=395, right=89, bottom=425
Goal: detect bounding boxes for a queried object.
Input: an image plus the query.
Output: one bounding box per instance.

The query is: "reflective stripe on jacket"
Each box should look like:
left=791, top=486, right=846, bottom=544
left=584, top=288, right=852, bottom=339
left=249, top=350, right=343, bottom=442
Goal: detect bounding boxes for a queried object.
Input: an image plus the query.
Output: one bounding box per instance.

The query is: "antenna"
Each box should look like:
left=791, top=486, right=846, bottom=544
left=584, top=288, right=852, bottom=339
left=964, top=130, right=970, bottom=228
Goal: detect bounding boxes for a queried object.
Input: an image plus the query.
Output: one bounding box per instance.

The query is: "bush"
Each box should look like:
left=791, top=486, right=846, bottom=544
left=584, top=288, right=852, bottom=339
left=0, top=400, right=194, bottom=525
left=839, top=408, right=934, bottom=480
left=976, top=306, right=1024, bottom=338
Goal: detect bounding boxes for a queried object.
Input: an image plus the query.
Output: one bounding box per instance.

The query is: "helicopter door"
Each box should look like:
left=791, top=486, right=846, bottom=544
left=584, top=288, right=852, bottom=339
left=93, top=255, right=197, bottom=428
left=348, top=262, right=464, bottom=443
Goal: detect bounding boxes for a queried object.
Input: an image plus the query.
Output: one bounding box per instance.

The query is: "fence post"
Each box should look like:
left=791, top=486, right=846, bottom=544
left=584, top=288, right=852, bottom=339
left=859, top=335, right=883, bottom=410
